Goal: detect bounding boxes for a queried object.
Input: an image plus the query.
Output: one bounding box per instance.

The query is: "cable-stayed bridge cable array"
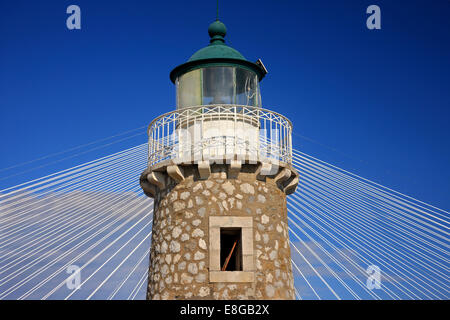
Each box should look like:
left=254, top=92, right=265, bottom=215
left=288, top=150, right=448, bottom=300
left=0, top=144, right=153, bottom=300
left=0, top=140, right=448, bottom=299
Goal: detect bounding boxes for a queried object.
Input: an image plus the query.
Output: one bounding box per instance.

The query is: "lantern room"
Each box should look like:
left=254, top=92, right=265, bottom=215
left=170, top=20, right=267, bottom=109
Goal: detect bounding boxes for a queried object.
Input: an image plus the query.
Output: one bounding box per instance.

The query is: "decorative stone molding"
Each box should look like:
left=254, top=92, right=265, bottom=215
left=197, top=161, right=211, bottom=179
left=147, top=171, right=166, bottom=189
left=284, top=175, right=299, bottom=195
left=256, top=162, right=275, bottom=179
left=228, top=160, right=242, bottom=179
left=274, top=168, right=291, bottom=185
left=167, top=165, right=185, bottom=182
left=142, top=160, right=298, bottom=198
left=139, top=171, right=156, bottom=198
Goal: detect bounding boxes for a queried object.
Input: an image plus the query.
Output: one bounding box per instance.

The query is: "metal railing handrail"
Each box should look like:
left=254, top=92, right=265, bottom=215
left=147, top=104, right=293, bottom=167
left=147, top=104, right=292, bottom=135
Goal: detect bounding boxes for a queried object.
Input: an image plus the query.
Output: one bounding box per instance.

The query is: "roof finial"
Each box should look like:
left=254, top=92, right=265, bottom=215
left=208, top=20, right=227, bottom=44
left=216, top=0, right=219, bottom=21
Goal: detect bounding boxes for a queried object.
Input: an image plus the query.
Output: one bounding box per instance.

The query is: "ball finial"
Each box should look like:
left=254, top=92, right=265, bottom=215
left=208, top=20, right=227, bottom=44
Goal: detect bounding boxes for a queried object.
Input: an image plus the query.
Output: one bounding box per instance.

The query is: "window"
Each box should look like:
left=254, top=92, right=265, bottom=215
left=220, top=228, right=242, bottom=271
left=177, top=69, right=202, bottom=108
left=235, top=67, right=259, bottom=107
left=202, top=67, right=234, bottom=105
left=176, top=67, right=261, bottom=109
left=209, top=216, right=254, bottom=283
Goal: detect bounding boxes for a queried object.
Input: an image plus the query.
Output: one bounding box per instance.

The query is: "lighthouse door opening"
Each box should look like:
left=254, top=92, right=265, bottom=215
left=220, top=228, right=242, bottom=271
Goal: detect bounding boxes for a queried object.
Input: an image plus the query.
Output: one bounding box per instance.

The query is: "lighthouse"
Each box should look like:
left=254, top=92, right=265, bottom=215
left=140, top=19, right=299, bottom=300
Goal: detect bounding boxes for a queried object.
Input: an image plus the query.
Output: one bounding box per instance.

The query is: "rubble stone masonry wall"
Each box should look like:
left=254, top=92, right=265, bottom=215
left=147, top=169, right=295, bottom=300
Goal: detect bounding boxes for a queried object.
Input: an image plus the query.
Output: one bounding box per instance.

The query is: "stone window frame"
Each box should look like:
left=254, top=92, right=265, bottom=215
left=209, top=216, right=254, bottom=283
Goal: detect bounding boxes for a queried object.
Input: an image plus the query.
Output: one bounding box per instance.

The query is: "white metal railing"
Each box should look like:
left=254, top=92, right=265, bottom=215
left=147, top=105, right=293, bottom=167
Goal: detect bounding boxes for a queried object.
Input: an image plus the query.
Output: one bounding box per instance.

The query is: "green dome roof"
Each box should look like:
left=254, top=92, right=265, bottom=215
left=188, top=20, right=246, bottom=62
left=170, top=20, right=266, bottom=83
left=188, top=43, right=246, bottom=62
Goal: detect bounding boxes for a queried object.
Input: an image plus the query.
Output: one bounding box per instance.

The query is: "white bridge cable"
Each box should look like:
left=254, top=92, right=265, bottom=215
left=0, top=142, right=152, bottom=299
left=20, top=205, right=152, bottom=300
left=292, top=159, right=448, bottom=292
left=0, top=144, right=147, bottom=224
left=128, top=270, right=148, bottom=300
left=0, top=184, right=142, bottom=266
left=289, top=227, right=357, bottom=300
left=288, top=185, right=448, bottom=299
left=289, top=257, right=317, bottom=300
left=292, top=157, right=449, bottom=263
left=294, top=287, right=302, bottom=300
left=0, top=189, right=139, bottom=286
left=0, top=150, right=147, bottom=248
left=19, top=205, right=152, bottom=300
left=293, top=164, right=450, bottom=281
left=288, top=196, right=424, bottom=299
left=108, top=249, right=150, bottom=300
left=0, top=132, right=146, bottom=184
left=0, top=159, right=150, bottom=292
left=0, top=178, right=145, bottom=280
left=292, top=157, right=449, bottom=257
left=0, top=152, right=147, bottom=265
left=0, top=153, right=146, bottom=234
left=0, top=143, right=146, bottom=199
left=287, top=212, right=384, bottom=300
left=0, top=194, right=152, bottom=299
left=0, top=126, right=146, bottom=175
left=0, top=150, right=147, bottom=247
left=289, top=171, right=448, bottom=289
left=0, top=134, right=447, bottom=299
left=61, top=216, right=153, bottom=300
left=0, top=150, right=145, bottom=242
left=293, top=149, right=450, bottom=222
left=290, top=201, right=383, bottom=299
left=292, top=146, right=450, bottom=218
left=292, top=154, right=449, bottom=240
left=288, top=200, right=419, bottom=299
left=288, top=235, right=341, bottom=299
left=85, top=227, right=152, bottom=299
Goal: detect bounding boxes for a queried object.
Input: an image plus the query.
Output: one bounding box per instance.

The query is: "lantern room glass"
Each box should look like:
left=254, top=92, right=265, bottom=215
left=176, top=66, right=261, bottom=109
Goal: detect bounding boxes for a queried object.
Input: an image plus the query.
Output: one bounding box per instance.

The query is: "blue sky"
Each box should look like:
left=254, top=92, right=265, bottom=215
left=0, top=0, right=448, bottom=300
left=0, top=0, right=449, bottom=211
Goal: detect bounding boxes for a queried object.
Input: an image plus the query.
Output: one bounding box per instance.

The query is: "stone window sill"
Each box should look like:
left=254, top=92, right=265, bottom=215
left=209, top=271, right=254, bottom=283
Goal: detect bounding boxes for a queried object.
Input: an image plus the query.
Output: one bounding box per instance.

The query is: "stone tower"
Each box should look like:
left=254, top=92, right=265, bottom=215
left=140, top=20, right=298, bottom=300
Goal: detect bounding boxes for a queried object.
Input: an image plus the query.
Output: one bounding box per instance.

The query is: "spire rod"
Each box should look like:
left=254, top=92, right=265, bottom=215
left=216, top=0, right=219, bottom=21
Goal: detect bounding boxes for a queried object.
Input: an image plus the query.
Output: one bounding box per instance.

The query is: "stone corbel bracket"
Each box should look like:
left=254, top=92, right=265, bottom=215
left=139, top=169, right=157, bottom=198
left=140, top=160, right=299, bottom=198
